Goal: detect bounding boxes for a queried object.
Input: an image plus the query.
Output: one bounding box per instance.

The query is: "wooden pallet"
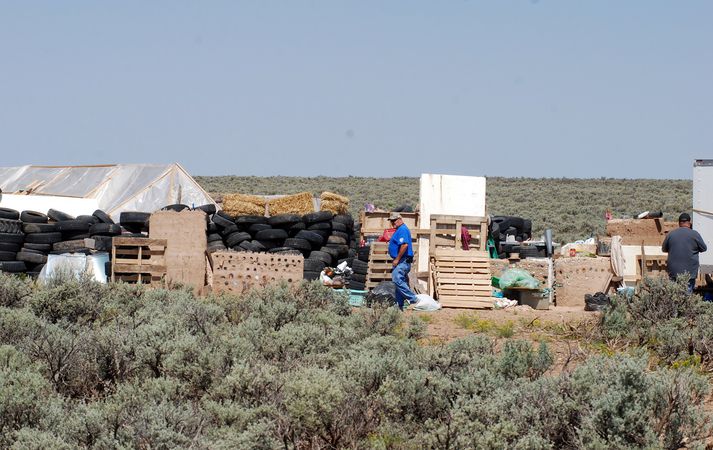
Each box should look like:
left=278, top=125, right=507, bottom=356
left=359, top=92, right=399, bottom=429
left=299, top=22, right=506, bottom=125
left=365, top=242, right=419, bottom=290
left=111, top=237, right=167, bottom=284
left=429, top=215, right=488, bottom=252
left=432, top=249, right=493, bottom=308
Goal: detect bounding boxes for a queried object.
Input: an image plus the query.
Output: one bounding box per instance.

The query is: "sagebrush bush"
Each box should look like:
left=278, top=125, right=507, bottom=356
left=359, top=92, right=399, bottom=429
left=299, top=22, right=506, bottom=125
left=0, top=276, right=709, bottom=448
left=599, top=276, right=713, bottom=367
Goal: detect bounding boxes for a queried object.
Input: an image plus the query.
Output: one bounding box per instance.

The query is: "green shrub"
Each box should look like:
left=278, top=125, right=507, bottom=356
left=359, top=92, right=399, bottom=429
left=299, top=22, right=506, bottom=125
left=0, top=275, right=709, bottom=448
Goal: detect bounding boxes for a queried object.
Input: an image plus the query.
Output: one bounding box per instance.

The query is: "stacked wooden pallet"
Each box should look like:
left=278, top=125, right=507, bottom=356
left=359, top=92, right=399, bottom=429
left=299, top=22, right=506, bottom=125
left=432, top=249, right=492, bottom=308
left=111, top=237, right=167, bottom=284
left=365, top=242, right=419, bottom=290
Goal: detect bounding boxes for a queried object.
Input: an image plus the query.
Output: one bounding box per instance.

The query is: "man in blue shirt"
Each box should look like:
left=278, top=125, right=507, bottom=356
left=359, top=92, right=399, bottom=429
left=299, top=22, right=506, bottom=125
left=388, top=212, right=416, bottom=309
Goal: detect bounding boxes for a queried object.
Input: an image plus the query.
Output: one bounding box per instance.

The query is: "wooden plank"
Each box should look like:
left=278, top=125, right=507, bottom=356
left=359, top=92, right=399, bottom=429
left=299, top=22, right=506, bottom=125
left=434, top=249, right=489, bottom=258
left=113, top=263, right=167, bottom=274
left=113, top=237, right=167, bottom=247
left=435, top=277, right=491, bottom=285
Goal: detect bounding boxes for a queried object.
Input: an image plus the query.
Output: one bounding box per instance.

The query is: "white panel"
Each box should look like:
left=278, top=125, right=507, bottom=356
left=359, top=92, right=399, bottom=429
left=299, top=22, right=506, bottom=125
left=417, top=174, right=487, bottom=272
left=693, top=160, right=713, bottom=271
left=621, top=245, right=666, bottom=278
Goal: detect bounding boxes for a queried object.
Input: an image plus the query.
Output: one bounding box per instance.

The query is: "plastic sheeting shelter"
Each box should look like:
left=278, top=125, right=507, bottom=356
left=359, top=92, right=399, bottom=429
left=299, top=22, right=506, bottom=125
left=0, top=164, right=216, bottom=219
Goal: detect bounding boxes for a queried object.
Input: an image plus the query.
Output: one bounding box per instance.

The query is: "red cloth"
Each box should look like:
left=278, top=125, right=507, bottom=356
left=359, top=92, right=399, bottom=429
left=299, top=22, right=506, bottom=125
left=378, top=228, right=397, bottom=242
left=461, top=226, right=472, bottom=250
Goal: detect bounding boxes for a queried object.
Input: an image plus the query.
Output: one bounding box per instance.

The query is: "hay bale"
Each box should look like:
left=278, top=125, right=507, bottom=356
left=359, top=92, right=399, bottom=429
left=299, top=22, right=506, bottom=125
left=223, top=200, right=265, bottom=217
left=223, top=193, right=266, bottom=208
left=321, top=191, right=349, bottom=204
left=320, top=199, right=349, bottom=215
left=268, top=192, right=315, bottom=216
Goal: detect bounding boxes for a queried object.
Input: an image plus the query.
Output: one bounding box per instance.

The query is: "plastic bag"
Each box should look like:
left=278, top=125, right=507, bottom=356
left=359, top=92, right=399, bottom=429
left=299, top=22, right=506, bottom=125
left=499, top=268, right=540, bottom=290
left=365, top=281, right=396, bottom=307
left=584, top=292, right=610, bottom=311
left=411, top=294, right=441, bottom=311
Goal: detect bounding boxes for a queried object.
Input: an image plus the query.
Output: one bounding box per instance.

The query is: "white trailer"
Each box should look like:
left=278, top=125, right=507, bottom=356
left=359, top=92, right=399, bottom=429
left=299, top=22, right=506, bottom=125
left=693, top=159, right=713, bottom=274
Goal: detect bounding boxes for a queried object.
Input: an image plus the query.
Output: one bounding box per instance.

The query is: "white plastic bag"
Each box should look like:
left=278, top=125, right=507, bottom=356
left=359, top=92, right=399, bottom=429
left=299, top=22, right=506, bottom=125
left=411, top=294, right=441, bottom=311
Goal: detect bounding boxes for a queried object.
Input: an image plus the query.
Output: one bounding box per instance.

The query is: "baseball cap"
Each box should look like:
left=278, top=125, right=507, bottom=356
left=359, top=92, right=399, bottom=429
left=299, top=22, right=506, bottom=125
left=679, top=213, right=691, bottom=222
left=388, top=212, right=402, bottom=221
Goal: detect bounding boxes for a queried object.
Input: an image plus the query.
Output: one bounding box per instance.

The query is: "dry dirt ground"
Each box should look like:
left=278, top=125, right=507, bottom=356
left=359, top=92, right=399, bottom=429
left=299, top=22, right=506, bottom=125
left=407, top=305, right=601, bottom=373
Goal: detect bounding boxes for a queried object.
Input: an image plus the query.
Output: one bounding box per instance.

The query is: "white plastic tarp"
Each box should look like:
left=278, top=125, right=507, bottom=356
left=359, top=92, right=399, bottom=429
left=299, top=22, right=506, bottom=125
left=0, top=194, right=98, bottom=217
left=0, top=163, right=216, bottom=219
left=38, top=253, right=110, bottom=284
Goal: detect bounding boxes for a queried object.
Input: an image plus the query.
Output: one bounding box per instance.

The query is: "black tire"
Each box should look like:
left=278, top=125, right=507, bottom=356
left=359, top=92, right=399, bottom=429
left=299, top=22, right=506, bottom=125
left=89, top=223, right=122, bottom=236
left=303, top=211, right=333, bottom=225
left=268, top=247, right=302, bottom=255
left=25, top=232, right=62, bottom=245
left=489, top=222, right=501, bottom=242
left=92, top=235, right=113, bottom=252
left=284, top=238, right=311, bottom=253
left=212, top=212, right=235, bottom=228
left=319, top=246, right=339, bottom=260
left=357, top=245, right=371, bottom=262
left=0, top=242, right=21, bottom=252
left=56, top=220, right=91, bottom=232
left=256, top=240, right=280, bottom=250
left=48, top=209, right=75, bottom=221
left=207, top=222, right=219, bottom=233
left=248, top=223, right=272, bottom=235
left=326, top=243, right=349, bottom=257
left=351, top=272, right=367, bottom=283
left=20, top=247, right=44, bottom=254
left=23, top=243, right=52, bottom=252
left=0, top=251, right=16, bottom=261
left=20, top=211, right=48, bottom=224
left=519, top=247, right=541, bottom=259
left=239, top=240, right=265, bottom=253
left=235, top=215, right=268, bottom=228
left=16, top=251, right=47, bottom=264
left=331, top=221, right=348, bottom=232
left=332, top=214, right=354, bottom=226
left=76, top=215, right=98, bottom=224
left=327, top=235, right=347, bottom=245
left=332, top=231, right=350, bottom=241
left=309, top=250, right=333, bottom=265
left=0, top=207, right=20, bottom=220
left=307, top=222, right=332, bottom=232
left=304, top=258, right=326, bottom=272
left=295, top=230, right=324, bottom=247
left=349, top=280, right=366, bottom=290
left=161, top=204, right=190, bottom=212
left=0, top=218, right=23, bottom=234
left=61, top=232, right=90, bottom=241
left=219, top=224, right=239, bottom=237
left=120, top=212, right=150, bottom=232
left=195, top=204, right=217, bottom=216
left=225, top=231, right=251, bottom=247
left=267, top=214, right=302, bottom=228
left=338, top=257, right=354, bottom=267
left=352, top=259, right=369, bottom=275
left=207, top=241, right=227, bottom=253
left=0, top=233, right=24, bottom=245
left=303, top=270, right=321, bottom=281
left=23, top=222, right=56, bottom=234
left=522, top=219, right=532, bottom=235
left=92, top=209, right=114, bottom=224
left=207, top=233, right=223, bottom=243
left=255, top=228, right=288, bottom=241
left=288, top=222, right=306, bottom=236
left=0, top=261, right=26, bottom=273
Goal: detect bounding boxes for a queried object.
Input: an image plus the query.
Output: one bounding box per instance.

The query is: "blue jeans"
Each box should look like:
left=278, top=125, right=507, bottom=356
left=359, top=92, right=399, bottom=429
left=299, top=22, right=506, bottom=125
left=392, top=258, right=416, bottom=310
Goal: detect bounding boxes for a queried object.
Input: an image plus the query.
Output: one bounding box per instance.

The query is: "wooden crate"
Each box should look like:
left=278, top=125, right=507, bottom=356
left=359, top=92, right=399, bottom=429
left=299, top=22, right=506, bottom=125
left=432, top=249, right=493, bottom=309
left=360, top=211, right=419, bottom=236
left=210, top=251, right=304, bottom=294
left=365, top=242, right=419, bottom=290
left=111, top=237, right=167, bottom=284
left=429, top=214, right=488, bottom=253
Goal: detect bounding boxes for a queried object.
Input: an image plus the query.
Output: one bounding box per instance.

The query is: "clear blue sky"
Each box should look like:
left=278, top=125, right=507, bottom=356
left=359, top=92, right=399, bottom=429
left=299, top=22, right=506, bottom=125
left=1, top=1, right=711, bottom=178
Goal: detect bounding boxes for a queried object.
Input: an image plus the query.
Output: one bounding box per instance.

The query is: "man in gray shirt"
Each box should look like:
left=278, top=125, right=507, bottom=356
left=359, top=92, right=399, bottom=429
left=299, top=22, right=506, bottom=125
left=662, top=213, right=707, bottom=293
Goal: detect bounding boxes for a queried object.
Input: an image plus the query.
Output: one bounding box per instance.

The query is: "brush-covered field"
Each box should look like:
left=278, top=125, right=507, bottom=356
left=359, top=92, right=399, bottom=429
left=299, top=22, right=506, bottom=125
left=195, top=176, right=692, bottom=243
left=1, top=274, right=711, bottom=448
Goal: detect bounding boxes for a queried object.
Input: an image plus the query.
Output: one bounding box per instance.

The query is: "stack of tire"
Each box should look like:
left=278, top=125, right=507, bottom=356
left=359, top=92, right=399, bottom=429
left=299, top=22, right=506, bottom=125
left=203, top=209, right=358, bottom=282
left=490, top=215, right=544, bottom=258
left=347, top=245, right=371, bottom=291
left=0, top=208, right=27, bottom=275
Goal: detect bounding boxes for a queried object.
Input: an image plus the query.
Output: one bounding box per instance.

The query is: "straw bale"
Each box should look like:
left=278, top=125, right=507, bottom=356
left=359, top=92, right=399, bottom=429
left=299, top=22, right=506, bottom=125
left=268, top=192, right=315, bottom=215
left=320, top=191, right=350, bottom=204
left=223, top=193, right=266, bottom=208
left=320, top=199, right=349, bottom=215
left=222, top=200, right=265, bottom=217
